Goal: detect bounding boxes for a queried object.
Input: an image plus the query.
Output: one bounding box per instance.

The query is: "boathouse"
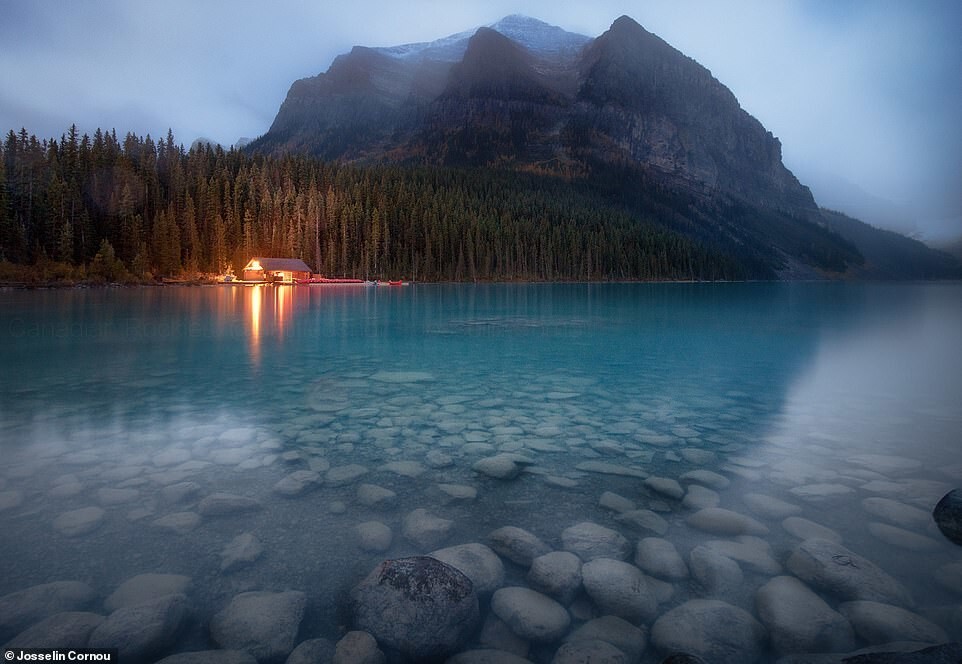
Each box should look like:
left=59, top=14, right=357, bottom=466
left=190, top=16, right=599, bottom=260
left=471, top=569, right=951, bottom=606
left=241, top=257, right=312, bottom=283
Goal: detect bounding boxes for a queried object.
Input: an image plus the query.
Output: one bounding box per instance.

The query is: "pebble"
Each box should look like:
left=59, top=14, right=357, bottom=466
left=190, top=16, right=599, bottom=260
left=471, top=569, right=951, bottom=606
left=491, top=587, right=571, bottom=642
left=562, top=522, right=631, bottom=561
left=782, top=516, right=842, bottom=543
left=220, top=533, right=264, bottom=572
left=402, top=508, right=453, bottom=550
left=686, top=508, right=768, bottom=536
left=742, top=493, right=802, bottom=519
left=635, top=537, right=688, bottom=580
left=53, top=507, right=105, bottom=537
left=581, top=558, right=658, bottom=623
left=430, top=543, right=505, bottom=595
left=679, top=470, right=730, bottom=490
left=526, top=551, right=583, bottom=604
left=839, top=600, right=948, bottom=644
left=755, top=575, right=854, bottom=655
left=615, top=510, right=669, bottom=536
left=488, top=527, right=551, bottom=567
left=867, top=522, right=941, bottom=551
left=563, top=615, right=647, bottom=661
left=210, top=591, right=306, bottom=662
left=333, top=630, right=385, bottom=664
left=650, top=599, right=766, bottom=664
left=104, top=573, right=191, bottom=612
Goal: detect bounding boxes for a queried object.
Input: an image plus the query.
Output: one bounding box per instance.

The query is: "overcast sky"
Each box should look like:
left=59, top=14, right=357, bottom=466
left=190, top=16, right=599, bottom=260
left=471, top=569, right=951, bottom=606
left=1, top=0, right=960, bottom=241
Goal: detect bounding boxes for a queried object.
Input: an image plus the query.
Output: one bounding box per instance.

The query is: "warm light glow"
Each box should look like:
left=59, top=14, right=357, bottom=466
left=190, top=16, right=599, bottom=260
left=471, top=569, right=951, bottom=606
left=250, top=284, right=262, bottom=366
left=249, top=259, right=261, bottom=271
left=276, top=282, right=289, bottom=335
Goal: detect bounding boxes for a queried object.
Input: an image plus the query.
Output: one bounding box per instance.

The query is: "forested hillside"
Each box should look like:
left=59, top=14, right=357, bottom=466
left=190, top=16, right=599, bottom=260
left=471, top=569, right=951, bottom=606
left=0, top=126, right=751, bottom=282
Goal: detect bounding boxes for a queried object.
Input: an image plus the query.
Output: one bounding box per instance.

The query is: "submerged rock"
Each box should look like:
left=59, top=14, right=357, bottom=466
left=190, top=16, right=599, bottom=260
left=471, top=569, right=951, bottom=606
left=743, top=493, right=802, bottom=519
left=581, top=558, right=658, bottom=623
left=272, top=470, right=321, bottom=497
left=0, top=581, right=95, bottom=640
left=527, top=551, right=583, bottom=605
left=755, top=575, right=854, bottom=655
left=650, top=599, right=766, bottom=664
left=356, top=521, right=393, bottom=553
left=198, top=493, right=261, bottom=516
left=285, top=638, right=336, bottom=664
left=562, top=522, right=631, bottom=561
left=688, top=546, right=743, bottom=598
left=491, top=587, right=570, bottom=642
left=3, top=611, right=104, bottom=648
left=402, top=508, right=453, bottom=550
left=430, top=543, right=505, bottom=596
left=53, top=506, right=105, bottom=537
left=867, top=522, right=941, bottom=551
left=351, top=556, right=479, bottom=660
left=488, top=526, right=551, bottom=567
left=220, top=533, right=264, bottom=573
left=616, top=510, right=669, bottom=536
left=552, top=640, right=628, bottom=664
left=563, top=615, right=647, bottom=661
left=333, top=630, right=385, bottom=664
left=686, top=508, right=768, bottom=536
left=635, top=537, right=688, bottom=580
left=782, top=516, right=842, bottom=543
left=473, top=455, right=522, bottom=480
left=932, top=488, right=962, bottom=545
left=88, top=593, right=189, bottom=661
left=104, top=573, right=191, bottom=612
left=156, top=652, right=256, bottom=664
left=446, top=650, right=534, bottom=664
left=644, top=477, right=685, bottom=500
left=478, top=614, right=530, bottom=657
left=838, top=600, right=949, bottom=644
left=210, top=591, right=306, bottom=661
left=786, top=538, right=913, bottom=606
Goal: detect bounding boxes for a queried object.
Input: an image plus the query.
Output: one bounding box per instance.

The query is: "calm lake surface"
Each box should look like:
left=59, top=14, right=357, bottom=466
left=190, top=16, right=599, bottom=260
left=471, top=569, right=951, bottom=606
left=1, top=282, right=960, bottom=661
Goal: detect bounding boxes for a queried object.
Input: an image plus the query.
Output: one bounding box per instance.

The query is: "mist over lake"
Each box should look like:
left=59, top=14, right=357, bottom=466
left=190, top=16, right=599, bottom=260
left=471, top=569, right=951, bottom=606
left=1, top=282, right=960, bottom=661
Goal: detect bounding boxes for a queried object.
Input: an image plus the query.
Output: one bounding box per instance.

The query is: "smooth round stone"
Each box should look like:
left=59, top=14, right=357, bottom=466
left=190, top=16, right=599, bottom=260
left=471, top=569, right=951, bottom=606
left=438, top=483, right=477, bottom=501
left=681, top=485, right=720, bottom=511
left=273, top=470, right=321, bottom=497
left=446, top=650, right=534, bottom=664
left=488, top=527, right=551, bottom=567
left=650, top=600, right=766, bottom=664
left=333, top=630, right=385, bottom=664
left=473, top=455, right=521, bottom=480
left=478, top=614, right=530, bottom=657
left=285, top=639, right=335, bottom=664
left=53, top=506, right=105, bottom=537
left=88, top=593, right=189, bottom=661
left=430, top=543, right=505, bottom=595
left=104, top=574, right=191, bottom=612
left=616, top=510, right=669, bottom=536
left=782, top=516, right=843, bottom=543
left=861, top=497, right=931, bottom=530
left=645, top=477, right=685, bottom=500
left=933, top=560, right=962, bottom=594
left=326, top=464, right=369, bottom=486
left=702, top=537, right=781, bottom=576
left=867, top=522, right=942, bottom=551
left=688, top=546, right=743, bottom=597
left=153, top=509, right=202, bottom=534
left=552, top=640, right=628, bottom=663
left=198, top=493, right=261, bottom=516
left=839, top=600, right=949, bottom=644
left=686, top=508, right=768, bottom=536
left=380, top=460, right=426, bottom=478
left=402, top=508, right=453, bottom=550
left=562, top=522, right=631, bottom=561
left=635, top=537, right=688, bottom=580
left=491, top=587, right=570, bottom=643
left=210, top=591, right=306, bottom=662
left=599, top=491, right=636, bottom=514
left=527, top=551, right=583, bottom=604
left=357, top=483, right=397, bottom=507
left=221, top=533, right=263, bottom=572
left=3, top=611, right=104, bottom=649
left=743, top=493, right=802, bottom=519
left=563, top=615, right=646, bottom=661
left=679, top=470, right=730, bottom=490
left=932, top=489, right=962, bottom=545
left=356, top=521, right=393, bottom=553
left=351, top=557, right=479, bottom=660
left=581, top=558, right=657, bottom=624
left=755, top=576, right=855, bottom=655
left=0, top=581, right=95, bottom=640
left=786, top=538, right=913, bottom=606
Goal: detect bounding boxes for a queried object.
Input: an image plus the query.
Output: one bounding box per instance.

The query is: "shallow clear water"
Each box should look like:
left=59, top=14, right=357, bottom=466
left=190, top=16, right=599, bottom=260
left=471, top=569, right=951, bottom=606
left=1, top=282, right=960, bottom=660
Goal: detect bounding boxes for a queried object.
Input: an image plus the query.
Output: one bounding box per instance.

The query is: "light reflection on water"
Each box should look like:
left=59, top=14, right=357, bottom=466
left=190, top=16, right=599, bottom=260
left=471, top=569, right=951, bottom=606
left=0, top=282, right=960, bottom=660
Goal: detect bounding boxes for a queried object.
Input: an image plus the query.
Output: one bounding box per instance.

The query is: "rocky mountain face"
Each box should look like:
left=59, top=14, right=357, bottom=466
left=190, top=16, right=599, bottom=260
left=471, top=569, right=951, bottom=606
left=250, top=15, right=815, bottom=217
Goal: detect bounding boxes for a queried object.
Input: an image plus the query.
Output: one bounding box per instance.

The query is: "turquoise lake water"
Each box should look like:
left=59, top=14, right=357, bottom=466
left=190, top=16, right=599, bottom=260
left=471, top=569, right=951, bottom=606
left=1, top=282, right=960, bottom=660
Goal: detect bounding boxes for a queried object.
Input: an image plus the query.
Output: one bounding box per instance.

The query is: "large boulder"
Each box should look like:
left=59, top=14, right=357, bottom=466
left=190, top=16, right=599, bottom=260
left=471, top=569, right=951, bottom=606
left=650, top=600, right=766, bottom=664
left=210, top=591, right=306, bottom=661
left=754, top=576, right=854, bottom=654
left=350, top=556, right=479, bottom=660
left=932, top=489, right=962, bottom=545
left=786, top=538, right=913, bottom=606
left=88, top=594, right=189, bottom=662
left=0, top=581, right=95, bottom=641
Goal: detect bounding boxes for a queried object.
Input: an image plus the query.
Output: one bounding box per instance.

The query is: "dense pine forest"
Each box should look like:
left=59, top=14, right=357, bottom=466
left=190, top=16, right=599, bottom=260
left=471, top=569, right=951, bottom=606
left=0, top=126, right=765, bottom=283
